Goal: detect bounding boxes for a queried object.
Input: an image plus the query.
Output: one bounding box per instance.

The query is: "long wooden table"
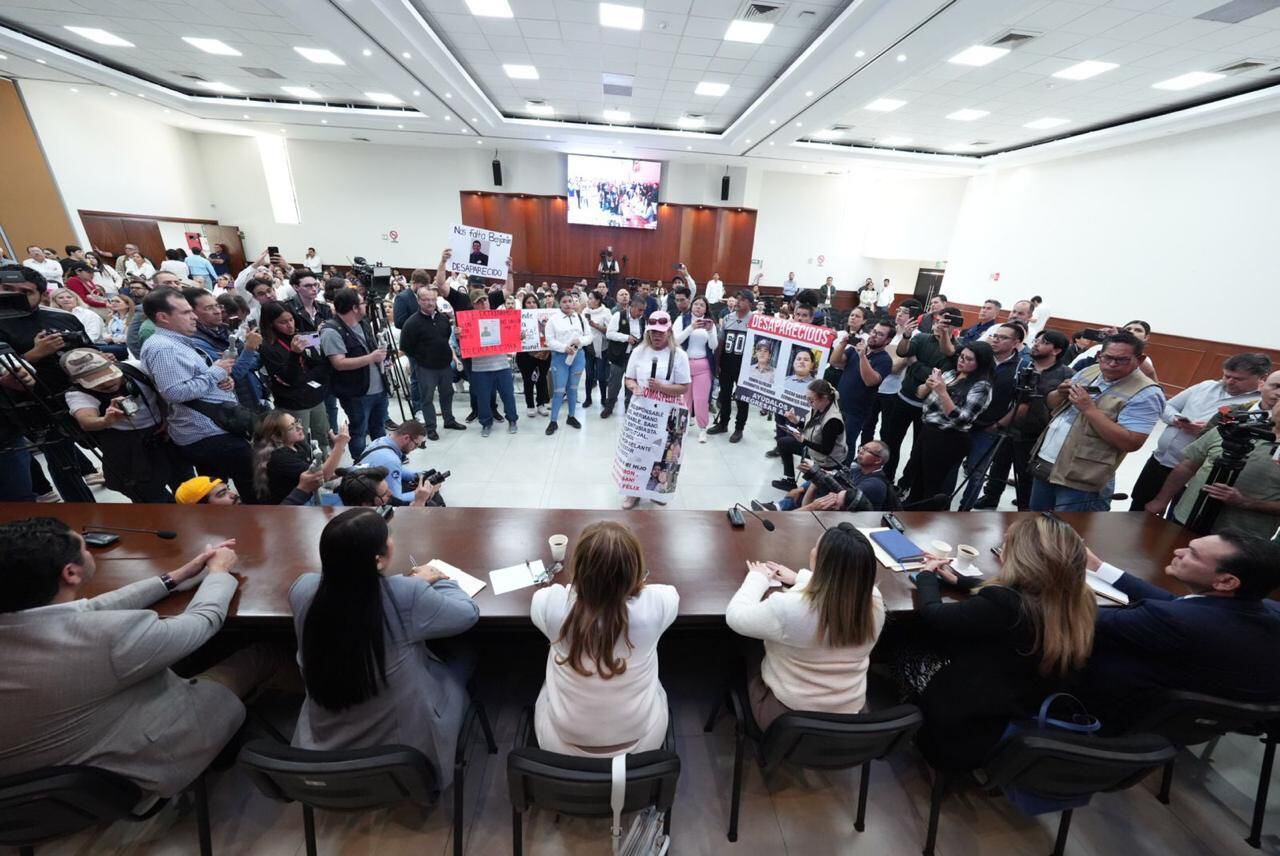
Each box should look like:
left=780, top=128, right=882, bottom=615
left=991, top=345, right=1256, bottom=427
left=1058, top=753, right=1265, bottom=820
left=0, top=504, right=1196, bottom=630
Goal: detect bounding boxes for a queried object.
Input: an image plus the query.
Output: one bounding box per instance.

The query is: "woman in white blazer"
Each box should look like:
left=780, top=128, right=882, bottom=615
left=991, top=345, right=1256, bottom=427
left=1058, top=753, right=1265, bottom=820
left=531, top=521, right=679, bottom=756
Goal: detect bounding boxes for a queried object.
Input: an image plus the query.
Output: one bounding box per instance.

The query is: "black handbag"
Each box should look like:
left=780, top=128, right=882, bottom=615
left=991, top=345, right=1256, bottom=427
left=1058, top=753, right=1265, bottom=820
left=183, top=398, right=258, bottom=440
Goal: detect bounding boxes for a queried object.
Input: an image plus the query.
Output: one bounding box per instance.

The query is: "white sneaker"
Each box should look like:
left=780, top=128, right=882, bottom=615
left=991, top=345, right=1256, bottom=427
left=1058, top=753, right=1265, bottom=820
left=621, top=496, right=640, bottom=509
left=699, top=428, right=708, bottom=444
left=536, top=405, right=548, bottom=417
left=527, top=408, right=538, bottom=417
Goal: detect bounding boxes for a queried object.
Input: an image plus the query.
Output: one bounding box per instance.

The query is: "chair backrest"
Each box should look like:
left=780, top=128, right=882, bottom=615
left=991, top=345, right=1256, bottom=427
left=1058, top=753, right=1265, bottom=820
left=1131, top=690, right=1280, bottom=748
left=760, top=704, right=923, bottom=772
left=237, top=741, right=439, bottom=812
left=0, top=766, right=143, bottom=847
left=983, top=730, right=1176, bottom=800
left=506, top=748, right=680, bottom=819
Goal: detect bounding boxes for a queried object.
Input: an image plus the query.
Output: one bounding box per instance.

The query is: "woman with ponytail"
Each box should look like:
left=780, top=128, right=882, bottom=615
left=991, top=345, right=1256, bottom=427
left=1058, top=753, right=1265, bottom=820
left=531, top=521, right=679, bottom=755
left=290, top=508, right=480, bottom=785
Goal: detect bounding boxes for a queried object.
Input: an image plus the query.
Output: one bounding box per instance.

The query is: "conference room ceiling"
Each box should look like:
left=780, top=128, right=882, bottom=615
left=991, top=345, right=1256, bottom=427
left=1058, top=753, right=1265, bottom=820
left=1, top=0, right=1279, bottom=170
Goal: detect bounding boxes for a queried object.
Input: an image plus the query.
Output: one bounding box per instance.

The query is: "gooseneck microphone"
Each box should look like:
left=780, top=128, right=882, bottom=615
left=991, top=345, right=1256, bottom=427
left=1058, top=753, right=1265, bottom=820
left=84, top=525, right=177, bottom=540
left=733, top=503, right=775, bottom=531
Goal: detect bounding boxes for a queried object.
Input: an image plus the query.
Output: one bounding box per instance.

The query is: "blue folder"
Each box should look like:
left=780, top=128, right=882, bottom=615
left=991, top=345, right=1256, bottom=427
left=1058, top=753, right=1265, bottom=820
left=869, top=529, right=925, bottom=565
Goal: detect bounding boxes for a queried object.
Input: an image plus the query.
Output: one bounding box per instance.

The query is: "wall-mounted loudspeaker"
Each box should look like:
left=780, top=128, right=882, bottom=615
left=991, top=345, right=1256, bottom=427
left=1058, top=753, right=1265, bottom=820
left=492, top=159, right=503, bottom=186
left=720, top=175, right=730, bottom=201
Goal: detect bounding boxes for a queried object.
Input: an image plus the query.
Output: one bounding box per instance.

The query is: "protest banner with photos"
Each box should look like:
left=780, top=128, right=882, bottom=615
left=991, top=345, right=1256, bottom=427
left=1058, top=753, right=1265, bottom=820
left=612, top=390, right=689, bottom=501
left=455, top=309, right=524, bottom=358
left=733, top=314, right=837, bottom=418
left=519, top=308, right=559, bottom=352
left=445, top=224, right=512, bottom=280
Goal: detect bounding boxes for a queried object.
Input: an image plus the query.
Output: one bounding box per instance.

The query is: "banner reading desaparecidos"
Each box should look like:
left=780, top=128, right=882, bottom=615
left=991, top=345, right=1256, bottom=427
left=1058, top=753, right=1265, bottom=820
left=445, top=224, right=512, bottom=280
left=733, top=314, right=837, bottom=419
left=612, top=389, right=689, bottom=501
left=455, top=309, right=524, bottom=359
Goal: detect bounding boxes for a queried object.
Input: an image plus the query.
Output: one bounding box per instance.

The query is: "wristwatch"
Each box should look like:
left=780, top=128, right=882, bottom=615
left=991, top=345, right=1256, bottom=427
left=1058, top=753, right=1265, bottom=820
left=160, top=573, right=178, bottom=592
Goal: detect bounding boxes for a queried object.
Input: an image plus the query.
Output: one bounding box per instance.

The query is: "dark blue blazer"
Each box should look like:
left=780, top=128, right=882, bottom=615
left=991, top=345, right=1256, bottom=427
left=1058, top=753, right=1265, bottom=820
left=1081, top=572, right=1280, bottom=727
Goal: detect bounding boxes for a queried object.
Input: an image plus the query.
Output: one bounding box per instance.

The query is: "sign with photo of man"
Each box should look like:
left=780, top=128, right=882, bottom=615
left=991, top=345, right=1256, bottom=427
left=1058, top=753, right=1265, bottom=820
left=613, top=389, right=688, bottom=501
left=733, top=314, right=836, bottom=419
left=445, top=224, right=512, bottom=280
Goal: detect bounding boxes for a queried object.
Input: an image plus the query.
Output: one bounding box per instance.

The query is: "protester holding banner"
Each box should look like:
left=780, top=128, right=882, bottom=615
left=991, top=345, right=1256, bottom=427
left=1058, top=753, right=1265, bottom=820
left=469, top=291, right=520, bottom=437
left=707, top=290, right=754, bottom=443
left=516, top=293, right=550, bottom=417
left=544, top=292, right=592, bottom=436
left=619, top=311, right=692, bottom=510
left=673, top=295, right=719, bottom=442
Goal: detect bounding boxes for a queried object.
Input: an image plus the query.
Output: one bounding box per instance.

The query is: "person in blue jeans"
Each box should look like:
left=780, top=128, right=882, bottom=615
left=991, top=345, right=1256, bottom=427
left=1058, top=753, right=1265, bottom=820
left=470, top=292, right=519, bottom=437
left=320, top=289, right=390, bottom=460
left=542, top=292, right=591, bottom=436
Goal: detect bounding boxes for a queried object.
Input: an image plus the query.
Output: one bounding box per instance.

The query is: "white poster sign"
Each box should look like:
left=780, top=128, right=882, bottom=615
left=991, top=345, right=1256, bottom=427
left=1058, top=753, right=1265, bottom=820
left=612, top=390, right=689, bottom=501
left=445, top=224, right=512, bottom=280
left=733, top=314, right=837, bottom=419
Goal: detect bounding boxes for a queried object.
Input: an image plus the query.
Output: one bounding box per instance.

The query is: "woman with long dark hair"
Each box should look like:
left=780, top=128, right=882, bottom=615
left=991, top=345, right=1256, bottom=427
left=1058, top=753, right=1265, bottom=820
left=291, top=508, right=480, bottom=785
left=906, top=341, right=995, bottom=509
left=259, top=301, right=332, bottom=456
left=252, top=410, right=348, bottom=505
left=516, top=292, right=551, bottom=417
left=726, top=523, right=884, bottom=729
left=531, top=521, right=679, bottom=755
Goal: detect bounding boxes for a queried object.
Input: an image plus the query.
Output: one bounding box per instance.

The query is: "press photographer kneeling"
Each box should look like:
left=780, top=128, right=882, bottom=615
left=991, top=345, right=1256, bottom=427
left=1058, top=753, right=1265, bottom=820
left=756, top=439, right=896, bottom=512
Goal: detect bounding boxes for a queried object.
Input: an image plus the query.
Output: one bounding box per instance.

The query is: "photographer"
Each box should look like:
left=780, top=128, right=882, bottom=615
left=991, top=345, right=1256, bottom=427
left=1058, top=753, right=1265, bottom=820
left=351, top=419, right=444, bottom=506
left=883, top=306, right=962, bottom=489
left=1142, top=378, right=1280, bottom=538
left=760, top=440, right=892, bottom=512
left=958, top=322, right=1026, bottom=508
left=62, top=349, right=189, bottom=503
left=0, top=344, right=39, bottom=501
left=770, top=380, right=846, bottom=507
left=334, top=465, right=438, bottom=508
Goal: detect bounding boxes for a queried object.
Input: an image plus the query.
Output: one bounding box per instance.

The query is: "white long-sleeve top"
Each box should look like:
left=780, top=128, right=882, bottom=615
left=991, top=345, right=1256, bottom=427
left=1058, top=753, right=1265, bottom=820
left=584, top=305, right=612, bottom=354
left=1154, top=379, right=1260, bottom=467
left=673, top=315, right=719, bottom=359
left=725, top=570, right=885, bottom=715
left=704, top=277, right=724, bottom=304
left=543, top=310, right=591, bottom=353
left=531, top=583, right=679, bottom=756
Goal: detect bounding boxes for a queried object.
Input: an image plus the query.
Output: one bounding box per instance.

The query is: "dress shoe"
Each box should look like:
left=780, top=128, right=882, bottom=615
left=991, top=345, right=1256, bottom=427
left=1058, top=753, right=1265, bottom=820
left=772, top=477, right=797, bottom=491
left=707, top=424, right=728, bottom=435
left=601, top=407, right=613, bottom=419
left=444, top=422, right=466, bottom=430
left=566, top=416, right=581, bottom=429
left=729, top=430, right=743, bottom=443
left=750, top=500, right=777, bottom=512
left=765, top=448, right=781, bottom=458
left=582, top=397, right=593, bottom=407
left=465, top=412, right=477, bottom=423
left=545, top=421, right=558, bottom=436
left=427, top=430, right=440, bottom=441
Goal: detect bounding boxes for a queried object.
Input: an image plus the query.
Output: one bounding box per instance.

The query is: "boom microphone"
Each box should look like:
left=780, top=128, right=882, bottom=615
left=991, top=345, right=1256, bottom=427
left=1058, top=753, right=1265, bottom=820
left=734, top=503, right=775, bottom=531
left=84, top=525, right=177, bottom=540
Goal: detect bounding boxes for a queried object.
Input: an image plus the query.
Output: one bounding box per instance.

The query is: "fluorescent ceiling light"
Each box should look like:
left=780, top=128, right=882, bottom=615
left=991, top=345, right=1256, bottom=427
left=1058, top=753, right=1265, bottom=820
left=64, top=26, right=133, bottom=47
left=599, top=3, right=644, bottom=30
left=813, top=129, right=843, bottom=140
left=603, top=109, right=631, bottom=122
left=503, top=64, right=539, bottom=79
left=196, top=81, right=240, bottom=94
left=677, top=115, right=705, bottom=128
left=1024, top=117, right=1068, bottom=129
left=947, top=45, right=1008, bottom=66
left=864, top=98, right=906, bottom=112
left=182, top=37, right=240, bottom=56
left=1152, top=71, right=1224, bottom=91
left=946, top=108, right=989, bottom=121
left=724, top=20, right=773, bottom=43
left=878, top=136, right=912, bottom=146
left=364, top=91, right=403, bottom=104
left=526, top=101, right=554, bottom=116
left=294, top=47, right=344, bottom=65
left=465, top=0, right=513, bottom=16
left=1053, top=60, right=1118, bottom=81
left=695, top=81, right=730, bottom=97
left=282, top=86, right=322, bottom=99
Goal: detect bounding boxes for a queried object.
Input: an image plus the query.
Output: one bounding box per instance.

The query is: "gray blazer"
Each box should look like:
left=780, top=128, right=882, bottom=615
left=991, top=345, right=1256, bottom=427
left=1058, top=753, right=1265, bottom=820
left=0, top=574, right=245, bottom=797
left=290, top=573, right=479, bottom=787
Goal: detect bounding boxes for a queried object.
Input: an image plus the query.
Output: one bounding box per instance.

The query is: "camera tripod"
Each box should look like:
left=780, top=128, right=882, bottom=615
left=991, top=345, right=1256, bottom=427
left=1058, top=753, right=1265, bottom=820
left=1183, top=416, right=1276, bottom=534
left=364, top=292, right=413, bottom=422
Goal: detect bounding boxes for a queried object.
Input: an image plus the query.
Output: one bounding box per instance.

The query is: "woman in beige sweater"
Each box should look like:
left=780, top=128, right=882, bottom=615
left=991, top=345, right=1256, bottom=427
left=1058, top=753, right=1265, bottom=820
left=726, top=522, right=884, bottom=729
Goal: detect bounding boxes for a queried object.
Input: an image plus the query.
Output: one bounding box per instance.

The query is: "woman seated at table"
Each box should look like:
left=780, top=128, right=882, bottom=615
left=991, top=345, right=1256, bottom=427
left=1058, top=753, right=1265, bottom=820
left=290, top=508, right=480, bottom=786
left=531, top=521, right=679, bottom=755
left=725, top=522, right=884, bottom=729
left=910, top=514, right=1096, bottom=772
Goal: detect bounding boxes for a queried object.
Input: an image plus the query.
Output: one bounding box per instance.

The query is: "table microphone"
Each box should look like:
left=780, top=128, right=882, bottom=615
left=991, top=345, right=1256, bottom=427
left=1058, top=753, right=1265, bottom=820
left=733, top=503, right=775, bottom=531
left=84, top=525, right=178, bottom=540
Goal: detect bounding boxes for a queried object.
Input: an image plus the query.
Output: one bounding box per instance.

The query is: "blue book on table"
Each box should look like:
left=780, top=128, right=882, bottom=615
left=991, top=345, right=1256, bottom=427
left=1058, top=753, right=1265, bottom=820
left=869, top=529, right=925, bottom=564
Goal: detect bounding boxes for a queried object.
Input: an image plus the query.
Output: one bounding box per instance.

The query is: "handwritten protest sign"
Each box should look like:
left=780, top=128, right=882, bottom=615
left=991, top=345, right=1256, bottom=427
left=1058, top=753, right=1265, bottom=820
left=612, top=389, right=689, bottom=501
left=733, top=314, right=836, bottom=419
left=445, top=224, right=512, bottom=280
left=455, top=309, right=524, bottom=358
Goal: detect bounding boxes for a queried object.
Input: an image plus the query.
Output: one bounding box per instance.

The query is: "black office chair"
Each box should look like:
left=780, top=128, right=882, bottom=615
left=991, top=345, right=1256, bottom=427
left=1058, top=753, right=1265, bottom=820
left=1130, top=690, right=1280, bottom=848
left=0, top=766, right=212, bottom=856
left=923, top=730, right=1176, bottom=856
left=506, top=706, right=680, bottom=856
left=238, top=701, right=496, bottom=856
left=703, top=678, right=923, bottom=842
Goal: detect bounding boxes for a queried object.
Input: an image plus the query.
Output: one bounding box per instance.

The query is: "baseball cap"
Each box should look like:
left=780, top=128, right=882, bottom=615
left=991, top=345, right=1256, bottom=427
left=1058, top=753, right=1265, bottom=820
left=176, top=476, right=222, bottom=504
left=60, top=348, right=121, bottom=390
left=646, top=311, right=672, bottom=332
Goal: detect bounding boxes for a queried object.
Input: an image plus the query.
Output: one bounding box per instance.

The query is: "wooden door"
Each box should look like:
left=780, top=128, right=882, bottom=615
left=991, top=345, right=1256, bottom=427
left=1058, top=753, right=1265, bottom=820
left=203, top=225, right=245, bottom=273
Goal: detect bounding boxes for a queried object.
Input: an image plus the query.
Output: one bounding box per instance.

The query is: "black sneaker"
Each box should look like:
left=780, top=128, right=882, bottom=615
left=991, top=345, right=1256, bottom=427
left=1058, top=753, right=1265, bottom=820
left=706, top=424, right=728, bottom=435
left=750, top=500, right=777, bottom=512
left=582, top=397, right=593, bottom=408
left=545, top=421, right=558, bottom=436
left=601, top=406, right=613, bottom=419
left=464, top=412, right=477, bottom=423
left=566, top=416, right=582, bottom=429
left=729, top=430, right=743, bottom=443
left=765, top=448, right=781, bottom=458
left=973, top=496, right=1000, bottom=510
left=427, top=429, right=440, bottom=441
left=771, top=477, right=797, bottom=491
left=384, top=418, right=398, bottom=431
left=444, top=422, right=467, bottom=430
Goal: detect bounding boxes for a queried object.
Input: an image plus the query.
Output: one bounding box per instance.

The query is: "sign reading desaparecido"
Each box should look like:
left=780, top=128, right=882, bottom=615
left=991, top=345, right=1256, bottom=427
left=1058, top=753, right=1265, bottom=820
left=445, top=224, right=513, bottom=280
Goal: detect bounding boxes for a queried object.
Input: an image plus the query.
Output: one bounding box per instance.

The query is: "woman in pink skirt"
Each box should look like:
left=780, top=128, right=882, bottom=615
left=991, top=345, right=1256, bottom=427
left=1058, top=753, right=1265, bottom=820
left=674, top=295, right=719, bottom=443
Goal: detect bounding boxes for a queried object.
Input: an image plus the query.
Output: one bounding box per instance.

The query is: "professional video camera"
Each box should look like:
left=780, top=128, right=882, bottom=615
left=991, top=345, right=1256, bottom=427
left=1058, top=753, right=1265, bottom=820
left=1012, top=362, right=1043, bottom=401
left=350, top=256, right=392, bottom=300
left=806, top=465, right=885, bottom=511
left=1184, top=406, right=1277, bottom=533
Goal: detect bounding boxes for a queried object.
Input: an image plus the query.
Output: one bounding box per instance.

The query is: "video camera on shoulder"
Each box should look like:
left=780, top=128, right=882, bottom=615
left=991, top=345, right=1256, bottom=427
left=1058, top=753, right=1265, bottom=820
left=807, top=466, right=879, bottom=511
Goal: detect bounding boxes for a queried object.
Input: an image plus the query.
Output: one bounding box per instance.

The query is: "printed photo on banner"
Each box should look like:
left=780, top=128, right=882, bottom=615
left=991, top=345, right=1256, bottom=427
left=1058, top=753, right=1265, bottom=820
left=455, top=309, right=523, bottom=359
left=445, top=224, right=512, bottom=280
left=519, top=308, right=559, bottom=352
left=612, top=390, right=688, bottom=501
left=734, top=314, right=836, bottom=418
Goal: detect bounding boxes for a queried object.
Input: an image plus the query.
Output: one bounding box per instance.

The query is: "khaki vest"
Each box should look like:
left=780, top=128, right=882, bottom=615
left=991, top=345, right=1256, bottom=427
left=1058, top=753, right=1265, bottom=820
left=804, top=400, right=849, bottom=470
left=1031, top=364, right=1159, bottom=491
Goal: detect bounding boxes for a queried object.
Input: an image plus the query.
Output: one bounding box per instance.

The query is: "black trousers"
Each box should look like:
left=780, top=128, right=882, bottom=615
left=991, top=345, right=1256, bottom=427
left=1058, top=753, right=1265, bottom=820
left=714, top=360, right=748, bottom=431
left=979, top=434, right=1017, bottom=506
left=908, top=424, right=972, bottom=511
left=777, top=433, right=806, bottom=480
left=178, top=433, right=260, bottom=504
left=1128, top=455, right=1174, bottom=511
left=880, top=396, right=922, bottom=486
left=860, top=392, right=884, bottom=446
left=515, top=353, right=550, bottom=408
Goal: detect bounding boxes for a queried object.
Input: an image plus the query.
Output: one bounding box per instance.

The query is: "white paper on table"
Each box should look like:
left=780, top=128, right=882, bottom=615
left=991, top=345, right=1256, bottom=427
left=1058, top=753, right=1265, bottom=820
left=1086, top=571, right=1130, bottom=606
left=429, top=559, right=487, bottom=598
left=952, top=561, right=983, bottom=579
left=858, top=526, right=927, bottom=572
left=490, top=560, right=547, bottom=595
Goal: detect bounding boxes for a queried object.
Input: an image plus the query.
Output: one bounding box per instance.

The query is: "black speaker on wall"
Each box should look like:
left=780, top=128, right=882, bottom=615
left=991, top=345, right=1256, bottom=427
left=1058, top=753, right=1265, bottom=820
left=492, top=158, right=503, bottom=186
left=720, top=174, right=730, bottom=201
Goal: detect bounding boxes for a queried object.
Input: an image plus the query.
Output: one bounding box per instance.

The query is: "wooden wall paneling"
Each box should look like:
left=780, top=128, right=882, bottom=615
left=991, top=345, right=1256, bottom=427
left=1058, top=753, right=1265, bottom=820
left=80, top=215, right=126, bottom=260
left=120, top=219, right=166, bottom=268
left=0, top=80, right=78, bottom=260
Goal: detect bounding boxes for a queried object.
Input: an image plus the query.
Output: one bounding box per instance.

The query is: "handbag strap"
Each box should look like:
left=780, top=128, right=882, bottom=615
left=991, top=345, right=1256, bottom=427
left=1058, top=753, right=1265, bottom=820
left=610, top=754, right=626, bottom=853
left=1036, top=692, right=1101, bottom=734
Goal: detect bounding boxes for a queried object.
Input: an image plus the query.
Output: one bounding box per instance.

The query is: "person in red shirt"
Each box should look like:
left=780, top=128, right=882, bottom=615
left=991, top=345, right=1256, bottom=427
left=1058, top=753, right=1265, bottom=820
left=63, top=262, right=108, bottom=308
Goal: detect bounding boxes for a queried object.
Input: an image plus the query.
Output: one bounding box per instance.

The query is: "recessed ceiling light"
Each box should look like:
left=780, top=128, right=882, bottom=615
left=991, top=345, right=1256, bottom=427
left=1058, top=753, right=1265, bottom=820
left=603, top=109, right=631, bottom=122
left=397, top=124, right=404, bottom=129
left=0, top=54, right=6, bottom=60
left=364, top=91, right=403, bottom=104
left=36, top=59, right=47, bottom=64
left=879, top=135, right=912, bottom=146
left=545, top=134, right=551, bottom=139
left=745, top=138, right=752, bottom=143
left=854, top=50, right=865, bottom=58
left=362, top=48, right=372, bottom=56
left=64, top=26, right=134, bottom=47
left=677, top=115, right=705, bottom=128
left=1152, top=71, right=1224, bottom=91
left=795, top=121, right=802, bottom=127
left=527, top=101, right=554, bottom=116
left=947, top=108, right=989, bottom=121
left=695, top=81, right=730, bottom=97
left=401, top=52, right=411, bottom=59
left=69, top=87, right=78, bottom=93
left=279, top=128, right=286, bottom=133
left=465, top=0, right=513, bottom=17
left=725, top=19, right=772, bottom=43
left=1053, top=60, right=1118, bottom=81
left=477, top=139, right=484, bottom=144
left=196, top=81, right=240, bottom=94
left=599, top=2, right=644, bottom=30
left=137, top=93, right=144, bottom=98
left=445, top=92, right=452, bottom=99
left=182, top=37, right=240, bottom=56
left=804, top=90, right=813, bottom=97
left=471, top=116, right=478, bottom=121
left=242, top=113, right=250, bottom=119
left=768, top=141, right=774, bottom=146
left=444, top=115, right=451, bottom=120
left=413, top=89, right=421, bottom=96
left=320, top=119, right=327, bottom=124
left=947, top=45, right=1008, bottom=67
left=108, top=91, right=118, bottom=96
left=294, top=47, right=344, bottom=65
left=768, top=118, right=777, bottom=125
left=896, top=53, right=906, bottom=62
left=865, top=98, right=906, bottom=112
left=685, top=145, right=692, bottom=150
left=282, top=85, right=321, bottom=99
left=1024, top=117, right=1069, bottom=129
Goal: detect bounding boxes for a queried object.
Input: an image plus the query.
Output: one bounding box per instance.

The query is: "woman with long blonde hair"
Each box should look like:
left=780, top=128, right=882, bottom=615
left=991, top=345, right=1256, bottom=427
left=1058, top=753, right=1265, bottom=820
left=912, top=513, right=1096, bottom=771
left=530, top=521, right=679, bottom=755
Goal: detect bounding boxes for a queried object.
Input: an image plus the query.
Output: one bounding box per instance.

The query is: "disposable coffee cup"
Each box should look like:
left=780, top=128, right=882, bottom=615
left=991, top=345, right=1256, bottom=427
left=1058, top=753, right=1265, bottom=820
left=955, top=544, right=979, bottom=572
left=548, top=534, right=568, bottom=562
left=930, top=540, right=953, bottom=558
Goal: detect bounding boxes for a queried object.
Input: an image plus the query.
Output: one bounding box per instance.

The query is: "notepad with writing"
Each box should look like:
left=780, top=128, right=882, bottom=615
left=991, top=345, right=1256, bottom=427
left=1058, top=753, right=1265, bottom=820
left=1086, top=571, right=1129, bottom=607
left=869, top=529, right=926, bottom=566
left=489, top=560, right=547, bottom=596
left=428, top=559, right=487, bottom=598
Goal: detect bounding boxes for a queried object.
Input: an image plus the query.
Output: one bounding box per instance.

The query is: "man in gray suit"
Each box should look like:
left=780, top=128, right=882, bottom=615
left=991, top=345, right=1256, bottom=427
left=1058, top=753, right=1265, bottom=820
left=0, top=518, right=275, bottom=798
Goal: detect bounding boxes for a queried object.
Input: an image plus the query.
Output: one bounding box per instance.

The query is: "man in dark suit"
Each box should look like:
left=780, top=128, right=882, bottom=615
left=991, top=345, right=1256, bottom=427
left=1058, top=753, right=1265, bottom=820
left=1080, top=529, right=1280, bottom=727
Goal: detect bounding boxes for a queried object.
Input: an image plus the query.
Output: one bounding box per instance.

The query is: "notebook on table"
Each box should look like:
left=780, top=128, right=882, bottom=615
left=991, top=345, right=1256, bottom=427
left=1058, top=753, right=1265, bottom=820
left=869, top=529, right=926, bottom=566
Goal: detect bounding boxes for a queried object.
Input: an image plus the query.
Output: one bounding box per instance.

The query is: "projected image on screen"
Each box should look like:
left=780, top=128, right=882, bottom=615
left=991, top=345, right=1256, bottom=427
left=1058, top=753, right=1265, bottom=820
left=567, top=155, right=661, bottom=230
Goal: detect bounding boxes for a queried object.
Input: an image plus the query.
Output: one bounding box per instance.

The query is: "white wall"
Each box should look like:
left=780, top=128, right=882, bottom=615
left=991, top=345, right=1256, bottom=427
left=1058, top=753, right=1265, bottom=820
left=942, top=111, right=1280, bottom=346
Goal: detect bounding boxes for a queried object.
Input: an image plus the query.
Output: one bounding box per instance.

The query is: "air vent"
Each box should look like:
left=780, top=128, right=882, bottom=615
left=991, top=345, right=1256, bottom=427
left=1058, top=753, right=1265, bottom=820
left=241, top=67, right=284, bottom=79
left=989, top=30, right=1040, bottom=49
left=1197, top=0, right=1280, bottom=25
left=969, top=140, right=992, bottom=146
left=1213, top=58, right=1274, bottom=75
left=739, top=2, right=787, bottom=22
left=602, top=72, right=633, bottom=97
left=831, top=124, right=852, bottom=131
left=351, top=136, right=371, bottom=142
left=176, top=72, right=207, bottom=81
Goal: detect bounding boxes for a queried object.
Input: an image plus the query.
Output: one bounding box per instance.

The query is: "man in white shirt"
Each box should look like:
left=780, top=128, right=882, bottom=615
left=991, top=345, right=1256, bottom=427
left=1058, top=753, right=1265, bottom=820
left=21, top=246, right=63, bottom=287
left=602, top=293, right=645, bottom=417
left=705, top=273, right=725, bottom=310
left=1026, top=295, right=1051, bottom=339
left=582, top=291, right=612, bottom=409
left=543, top=291, right=592, bottom=435
left=1128, top=356, right=1272, bottom=510
left=782, top=271, right=798, bottom=300
left=876, top=277, right=894, bottom=313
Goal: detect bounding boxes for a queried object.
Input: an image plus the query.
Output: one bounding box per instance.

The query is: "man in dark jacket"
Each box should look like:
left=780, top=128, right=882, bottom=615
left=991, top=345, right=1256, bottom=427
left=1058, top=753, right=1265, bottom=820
left=399, top=284, right=464, bottom=441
